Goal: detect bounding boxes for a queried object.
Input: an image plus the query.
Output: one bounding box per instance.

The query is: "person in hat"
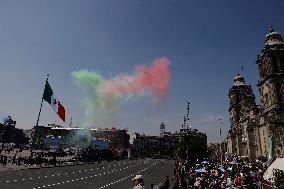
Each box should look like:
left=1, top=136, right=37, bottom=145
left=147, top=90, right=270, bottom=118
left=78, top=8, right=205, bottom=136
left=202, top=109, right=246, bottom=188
left=133, top=175, right=145, bottom=189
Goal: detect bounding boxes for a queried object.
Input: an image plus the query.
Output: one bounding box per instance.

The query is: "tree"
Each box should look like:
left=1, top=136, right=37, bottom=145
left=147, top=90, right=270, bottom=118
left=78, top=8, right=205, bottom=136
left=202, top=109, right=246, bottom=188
left=175, top=131, right=207, bottom=165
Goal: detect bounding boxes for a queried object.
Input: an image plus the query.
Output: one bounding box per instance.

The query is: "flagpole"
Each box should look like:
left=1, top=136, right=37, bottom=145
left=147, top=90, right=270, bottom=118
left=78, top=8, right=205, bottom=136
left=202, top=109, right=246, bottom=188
left=32, top=74, right=49, bottom=150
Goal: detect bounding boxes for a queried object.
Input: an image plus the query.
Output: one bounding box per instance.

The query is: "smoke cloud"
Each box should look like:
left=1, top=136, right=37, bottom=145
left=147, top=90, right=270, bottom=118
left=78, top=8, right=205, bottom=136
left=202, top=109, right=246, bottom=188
left=97, top=57, right=170, bottom=107
left=71, top=57, right=170, bottom=129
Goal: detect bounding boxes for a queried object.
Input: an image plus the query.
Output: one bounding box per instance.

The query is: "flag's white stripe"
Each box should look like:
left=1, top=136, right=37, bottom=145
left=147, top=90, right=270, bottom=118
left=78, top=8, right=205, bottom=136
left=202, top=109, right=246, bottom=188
left=51, top=95, right=58, bottom=113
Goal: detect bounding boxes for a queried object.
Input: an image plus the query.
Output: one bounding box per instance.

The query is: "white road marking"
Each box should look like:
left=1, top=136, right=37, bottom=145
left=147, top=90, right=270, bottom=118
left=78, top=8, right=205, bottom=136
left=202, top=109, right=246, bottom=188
left=29, top=160, right=155, bottom=189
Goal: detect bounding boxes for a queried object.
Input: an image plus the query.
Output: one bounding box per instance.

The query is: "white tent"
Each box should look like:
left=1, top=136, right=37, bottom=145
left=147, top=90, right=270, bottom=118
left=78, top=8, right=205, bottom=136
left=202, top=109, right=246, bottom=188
left=263, top=158, right=284, bottom=182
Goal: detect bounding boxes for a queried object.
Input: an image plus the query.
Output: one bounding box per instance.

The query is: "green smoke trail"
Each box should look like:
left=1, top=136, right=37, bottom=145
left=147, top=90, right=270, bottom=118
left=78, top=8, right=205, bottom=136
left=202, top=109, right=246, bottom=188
left=71, top=70, right=103, bottom=128
left=72, top=69, right=121, bottom=126
left=71, top=70, right=106, bottom=147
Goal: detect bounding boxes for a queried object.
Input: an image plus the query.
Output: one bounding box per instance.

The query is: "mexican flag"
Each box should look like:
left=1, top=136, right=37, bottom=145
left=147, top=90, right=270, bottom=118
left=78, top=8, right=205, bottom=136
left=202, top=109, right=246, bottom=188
left=43, top=81, right=65, bottom=122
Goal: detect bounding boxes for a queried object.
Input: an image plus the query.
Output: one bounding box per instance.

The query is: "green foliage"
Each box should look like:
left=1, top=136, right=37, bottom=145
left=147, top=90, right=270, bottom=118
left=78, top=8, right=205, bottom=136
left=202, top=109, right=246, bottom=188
left=175, top=132, right=207, bottom=163
left=273, top=169, right=284, bottom=189
left=175, top=133, right=186, bottom=158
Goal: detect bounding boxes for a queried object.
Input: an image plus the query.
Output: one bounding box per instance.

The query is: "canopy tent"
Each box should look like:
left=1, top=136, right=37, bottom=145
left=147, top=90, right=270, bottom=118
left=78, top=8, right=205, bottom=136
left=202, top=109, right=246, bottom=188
left=195, top=168, right=207, bottom=173
left=263, top=158, right=284, bottom=182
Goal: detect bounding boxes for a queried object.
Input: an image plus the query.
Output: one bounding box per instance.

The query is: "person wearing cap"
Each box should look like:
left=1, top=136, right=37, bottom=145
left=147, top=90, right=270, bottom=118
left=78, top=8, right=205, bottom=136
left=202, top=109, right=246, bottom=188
left=133, top=175, right=145, bottom=189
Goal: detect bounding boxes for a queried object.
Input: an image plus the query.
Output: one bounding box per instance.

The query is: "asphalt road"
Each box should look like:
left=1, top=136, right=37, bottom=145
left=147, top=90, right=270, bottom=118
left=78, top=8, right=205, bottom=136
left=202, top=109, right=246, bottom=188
left=0, top=159, right=175, bottom=189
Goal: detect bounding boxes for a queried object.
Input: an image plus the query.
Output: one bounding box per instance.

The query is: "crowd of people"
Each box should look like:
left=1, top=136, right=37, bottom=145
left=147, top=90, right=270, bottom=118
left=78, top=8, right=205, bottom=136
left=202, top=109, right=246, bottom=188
left=172, top=156, right=271, bottom=189
left=0, top=147, right=278, bottom=189
left=0, top=148, right=72, bottom=168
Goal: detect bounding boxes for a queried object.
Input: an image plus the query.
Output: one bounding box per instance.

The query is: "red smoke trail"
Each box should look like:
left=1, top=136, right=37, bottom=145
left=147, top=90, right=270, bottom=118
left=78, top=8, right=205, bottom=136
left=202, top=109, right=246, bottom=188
left=97, top=57, right=170, bottom=105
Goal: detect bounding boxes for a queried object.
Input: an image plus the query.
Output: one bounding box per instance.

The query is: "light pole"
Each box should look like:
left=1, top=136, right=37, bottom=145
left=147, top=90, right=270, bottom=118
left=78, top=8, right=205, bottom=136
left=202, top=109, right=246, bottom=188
left=186, top=132, right=189, bottom=163
left=219, top=119, right=223, bottom=169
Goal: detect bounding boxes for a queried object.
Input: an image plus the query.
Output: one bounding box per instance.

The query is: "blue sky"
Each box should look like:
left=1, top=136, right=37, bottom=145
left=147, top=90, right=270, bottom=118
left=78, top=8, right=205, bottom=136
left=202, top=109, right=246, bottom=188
left=0, top=0, right=283, bottom=143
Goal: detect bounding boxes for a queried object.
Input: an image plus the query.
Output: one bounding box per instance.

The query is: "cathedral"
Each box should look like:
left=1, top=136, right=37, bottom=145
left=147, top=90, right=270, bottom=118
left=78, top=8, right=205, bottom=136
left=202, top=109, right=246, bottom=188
left=226, top=27, right=284, bottom=160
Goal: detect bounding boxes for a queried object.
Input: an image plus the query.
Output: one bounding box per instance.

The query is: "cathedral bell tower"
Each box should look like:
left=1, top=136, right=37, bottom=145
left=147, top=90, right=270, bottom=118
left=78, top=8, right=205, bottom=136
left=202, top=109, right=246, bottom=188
left=228, top=74, right=258, bottom=159
left=256, top=26, right=284, bottom=158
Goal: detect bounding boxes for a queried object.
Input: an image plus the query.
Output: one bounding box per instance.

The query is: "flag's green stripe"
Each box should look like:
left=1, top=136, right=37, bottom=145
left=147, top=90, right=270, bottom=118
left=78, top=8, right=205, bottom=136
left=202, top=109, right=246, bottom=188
left=43, top=81, right=53, bottom=104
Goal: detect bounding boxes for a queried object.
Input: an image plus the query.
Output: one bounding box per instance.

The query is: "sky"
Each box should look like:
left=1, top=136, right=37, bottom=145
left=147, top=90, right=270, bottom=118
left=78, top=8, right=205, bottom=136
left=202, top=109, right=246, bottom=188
left=0, top=0, right=283, bottom=143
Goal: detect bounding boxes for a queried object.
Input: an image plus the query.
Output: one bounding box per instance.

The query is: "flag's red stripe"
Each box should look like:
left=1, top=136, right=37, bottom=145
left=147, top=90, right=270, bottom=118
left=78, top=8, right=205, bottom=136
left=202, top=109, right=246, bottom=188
left=57, top=101, right=65, bottom=122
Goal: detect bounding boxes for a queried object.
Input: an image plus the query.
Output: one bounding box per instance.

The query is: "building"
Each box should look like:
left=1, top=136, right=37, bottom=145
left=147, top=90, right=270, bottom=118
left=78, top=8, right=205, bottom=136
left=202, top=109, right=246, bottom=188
left=131, top=122, right=179, bottom=159
left=133, top=132, right=179, bottom=159
left=32, top=125, right=129, bottom=150
left=227, top=27, right=284, bottom=159
left=227, top=74, right=260, bottom=160
left=0, top=116, right=29, bottom=147
left=93, top=127, right=130, bottom=150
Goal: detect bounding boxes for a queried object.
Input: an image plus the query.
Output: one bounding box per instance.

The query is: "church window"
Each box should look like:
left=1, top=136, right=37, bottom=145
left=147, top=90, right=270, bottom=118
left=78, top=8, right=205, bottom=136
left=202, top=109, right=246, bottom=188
left=275, top=82, right=282, bottom=102
left=264, top=93, right=269, bottom=105
left=272, top=56, right=278, bottom=72
left=260, top=64, right=264, bottom=77
left=280, top=57, right=284, bottom=72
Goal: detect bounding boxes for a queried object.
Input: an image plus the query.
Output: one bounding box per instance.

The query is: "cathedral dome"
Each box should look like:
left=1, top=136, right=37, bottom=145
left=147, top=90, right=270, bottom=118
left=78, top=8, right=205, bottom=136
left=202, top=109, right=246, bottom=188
left=265, top=26, right=284, bottom=46
left=234, top=74, right=245, bottom=86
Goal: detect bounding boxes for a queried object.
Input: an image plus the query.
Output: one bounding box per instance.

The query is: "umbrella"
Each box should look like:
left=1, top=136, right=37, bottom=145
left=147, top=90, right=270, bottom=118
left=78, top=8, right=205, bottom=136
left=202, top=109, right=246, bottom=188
left=195, top=169, right=207, bottom=173
left=229, top=160, right=238, bottom=165
left=263, top=158, right=284, bottom=182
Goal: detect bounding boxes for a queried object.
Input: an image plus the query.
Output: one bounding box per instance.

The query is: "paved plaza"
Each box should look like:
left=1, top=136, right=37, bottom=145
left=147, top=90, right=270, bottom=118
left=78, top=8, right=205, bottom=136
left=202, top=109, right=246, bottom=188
left=0, top=158, right=175, bottom=189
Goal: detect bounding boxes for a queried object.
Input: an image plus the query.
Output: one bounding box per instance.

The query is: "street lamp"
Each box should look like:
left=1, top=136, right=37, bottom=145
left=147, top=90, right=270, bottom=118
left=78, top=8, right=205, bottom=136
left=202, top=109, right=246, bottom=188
left=186, top=132, right=189, bottom=163
left=219, top=119, right=223, bottom=169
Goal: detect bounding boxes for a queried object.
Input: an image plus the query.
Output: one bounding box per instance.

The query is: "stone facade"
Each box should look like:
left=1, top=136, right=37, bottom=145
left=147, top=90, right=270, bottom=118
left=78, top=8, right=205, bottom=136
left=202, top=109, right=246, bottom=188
left=227, top=74, right=260, bottom=160
left=227, top=27, right=284, bottom=160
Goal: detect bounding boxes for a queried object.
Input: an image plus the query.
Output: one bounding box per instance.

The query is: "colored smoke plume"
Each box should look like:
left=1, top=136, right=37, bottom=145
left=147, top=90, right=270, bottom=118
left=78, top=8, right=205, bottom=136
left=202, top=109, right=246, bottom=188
left=70, top=57, right=170, bottom=146
left=71, top=57, right=170, bottom=129
left=71, top=70, right=103, bottom=128
left=97, top=57, right=170, bottom=107
left=72, top=57, right=170, bottom=109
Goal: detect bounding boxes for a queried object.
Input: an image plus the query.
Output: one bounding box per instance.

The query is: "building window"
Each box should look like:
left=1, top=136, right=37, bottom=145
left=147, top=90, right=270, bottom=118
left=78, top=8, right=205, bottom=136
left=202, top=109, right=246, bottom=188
left=272, top=56, right=278, bottom=72
left=279, top=57, right=284, bottom=72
